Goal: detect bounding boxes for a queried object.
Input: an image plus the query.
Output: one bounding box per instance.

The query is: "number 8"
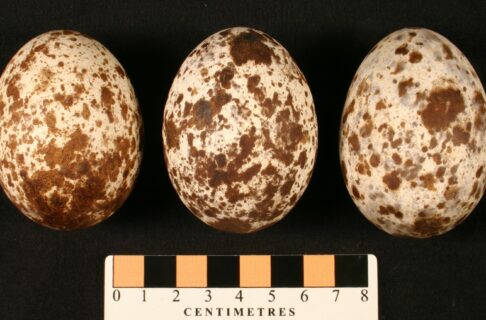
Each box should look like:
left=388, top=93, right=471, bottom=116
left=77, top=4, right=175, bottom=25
left=361, top=289, right=368, bottom=302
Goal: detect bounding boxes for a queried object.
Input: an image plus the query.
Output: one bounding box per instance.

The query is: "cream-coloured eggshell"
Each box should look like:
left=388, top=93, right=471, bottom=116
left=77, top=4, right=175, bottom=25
left=340, top=28, right=486, bottom=237
left=0, top=30, right=142, bottom=230
left=163, top=27, right=317, bottom=233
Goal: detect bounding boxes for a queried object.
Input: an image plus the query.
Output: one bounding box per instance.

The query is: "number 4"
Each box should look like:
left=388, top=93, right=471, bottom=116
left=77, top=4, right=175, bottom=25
left=235, top=290, right=243, bottom=302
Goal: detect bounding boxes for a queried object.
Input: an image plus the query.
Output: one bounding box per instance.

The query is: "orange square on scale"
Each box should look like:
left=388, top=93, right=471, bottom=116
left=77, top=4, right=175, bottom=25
left=303, top=255, right=335, bottom=287
left=176, top=256, right=207, bottom=287
left=240, top=255, right=271, bottom=287
left=113, top=255, right=144, bottom=288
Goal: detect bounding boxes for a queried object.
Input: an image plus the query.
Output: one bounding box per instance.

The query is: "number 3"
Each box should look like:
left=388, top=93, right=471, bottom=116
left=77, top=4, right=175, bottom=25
left=205, top=289, right=212, bottom=302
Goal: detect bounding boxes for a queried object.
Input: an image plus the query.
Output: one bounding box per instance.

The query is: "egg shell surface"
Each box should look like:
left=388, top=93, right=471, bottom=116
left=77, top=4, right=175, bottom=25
left=0, top=30, right=142, bottom=230
left=163, top=27, right=318, bottom=233
left=340, top=28, right=486, bottom=237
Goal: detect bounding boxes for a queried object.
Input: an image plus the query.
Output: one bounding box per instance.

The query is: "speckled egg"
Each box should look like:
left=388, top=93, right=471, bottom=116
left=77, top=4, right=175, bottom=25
left=340, top=28, right=486, bottom=238
left=0, top=30, right=142, bottom=230
left=163, top=27, right=317, bottom=233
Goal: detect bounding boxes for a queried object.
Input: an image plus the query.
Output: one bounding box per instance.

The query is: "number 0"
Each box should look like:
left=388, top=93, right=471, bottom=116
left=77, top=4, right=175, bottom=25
left=112, top=289, right=120, bottom=302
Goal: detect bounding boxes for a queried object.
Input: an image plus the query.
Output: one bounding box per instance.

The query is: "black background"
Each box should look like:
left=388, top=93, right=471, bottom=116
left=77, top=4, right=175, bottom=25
left=1, top=0, right=486, bottom=319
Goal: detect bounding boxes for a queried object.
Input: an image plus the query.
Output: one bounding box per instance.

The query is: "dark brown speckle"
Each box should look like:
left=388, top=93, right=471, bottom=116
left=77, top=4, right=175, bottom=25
left=420, top=87, right=465, bottom=131
left=383, top=170, right=401, bottom=190
left=409, top=51, right=422, bottom=63
left=230, top=30, right=275, bottom=66
left=398, top=78, right=414, bottom=97
left=395, top=43, right=409, bottom=55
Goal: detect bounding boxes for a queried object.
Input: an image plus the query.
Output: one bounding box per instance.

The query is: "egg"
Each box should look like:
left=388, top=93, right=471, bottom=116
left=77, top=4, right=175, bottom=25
left=0, top=30, right=142, bottom=230
left=163, top=27, right=317, bottom=233
left=340, top=28, right=486, bottom=237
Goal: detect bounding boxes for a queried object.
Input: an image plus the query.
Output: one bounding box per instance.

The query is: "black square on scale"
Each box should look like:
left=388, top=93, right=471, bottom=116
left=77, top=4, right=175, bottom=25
left=144, top=256, right=176, bottom=287
left=271, top=256, right=303, bottom=287
left=335, top=255, right=368, bottom=287
left=207, top=256, right=239, bottom=287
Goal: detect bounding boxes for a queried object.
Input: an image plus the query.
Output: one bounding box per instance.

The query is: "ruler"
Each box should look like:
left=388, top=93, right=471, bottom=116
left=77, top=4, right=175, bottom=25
left=104, top=254, right=378, bottom=319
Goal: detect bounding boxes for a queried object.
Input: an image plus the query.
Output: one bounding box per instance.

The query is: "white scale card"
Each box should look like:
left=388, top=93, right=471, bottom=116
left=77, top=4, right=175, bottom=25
left=104, top=254, right=378, bottom=319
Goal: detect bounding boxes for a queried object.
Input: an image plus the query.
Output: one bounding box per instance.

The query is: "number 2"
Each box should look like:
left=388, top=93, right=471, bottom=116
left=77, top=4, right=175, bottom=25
left=173, top=290, right=180, bottom=302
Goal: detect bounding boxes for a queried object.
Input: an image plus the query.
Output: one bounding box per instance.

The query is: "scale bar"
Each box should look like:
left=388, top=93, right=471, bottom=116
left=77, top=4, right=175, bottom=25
left=113, top=255, right=368, bottom=288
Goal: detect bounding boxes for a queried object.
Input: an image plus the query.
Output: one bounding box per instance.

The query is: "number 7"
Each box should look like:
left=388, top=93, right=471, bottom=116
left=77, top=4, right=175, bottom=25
left=332, top=289, right=340, bottom=302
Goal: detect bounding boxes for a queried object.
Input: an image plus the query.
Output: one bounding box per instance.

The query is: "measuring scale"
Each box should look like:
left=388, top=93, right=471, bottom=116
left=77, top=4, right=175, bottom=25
left=104, top=254, right=378, bottom=319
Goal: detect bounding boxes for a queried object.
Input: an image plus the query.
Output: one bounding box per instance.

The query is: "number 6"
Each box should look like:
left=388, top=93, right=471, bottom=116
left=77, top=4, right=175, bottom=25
left=300, top=290, right=309, bottom=302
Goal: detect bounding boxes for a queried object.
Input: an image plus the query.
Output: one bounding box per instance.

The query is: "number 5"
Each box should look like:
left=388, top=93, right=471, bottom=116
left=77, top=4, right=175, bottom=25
left=268, top=289, right=275, bottom=302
